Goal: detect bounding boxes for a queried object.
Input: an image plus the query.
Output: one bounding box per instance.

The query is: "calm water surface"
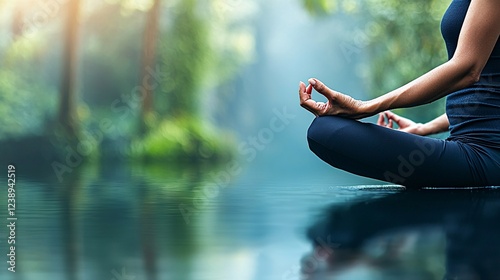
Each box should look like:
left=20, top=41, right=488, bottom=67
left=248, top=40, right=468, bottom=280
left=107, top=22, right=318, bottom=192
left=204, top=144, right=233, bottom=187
left=1, top=157, right=499, bottom=280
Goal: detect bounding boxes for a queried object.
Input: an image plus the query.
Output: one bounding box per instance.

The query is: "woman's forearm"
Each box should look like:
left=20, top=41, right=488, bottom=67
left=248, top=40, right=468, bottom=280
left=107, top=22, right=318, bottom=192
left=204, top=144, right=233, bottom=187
left=301, top=0, right=498, bottom=120
left=363, top=59, right=479, bottom=115
left=358, top=0, right=499, bottom=117
left=422, top=113, right=450, bottom=135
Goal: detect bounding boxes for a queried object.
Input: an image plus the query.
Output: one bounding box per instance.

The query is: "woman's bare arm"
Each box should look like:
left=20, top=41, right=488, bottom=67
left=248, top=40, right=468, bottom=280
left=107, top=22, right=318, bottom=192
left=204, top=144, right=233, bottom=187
left=300, top=0, right=500, bottom=119
left=379, top=112, right=449, bottom=136
left=363, top=0, right=500, bottom=115
left=422, top=113, right=450, bottom=135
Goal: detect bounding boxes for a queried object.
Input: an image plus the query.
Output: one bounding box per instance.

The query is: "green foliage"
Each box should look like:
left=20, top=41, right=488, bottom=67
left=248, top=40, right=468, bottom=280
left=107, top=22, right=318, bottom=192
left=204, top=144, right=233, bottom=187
left=130, top=117, right=234, bottom=163
left=302, top=0, right=450, bottom=121
left=303, top=0, right=338, bottom=15
left=0, top=0, right=250, bottom=162
left=140, top=0, right=240, bottom=161
left=158, top=0, right=211, bottom=118
left=0, top=40, right=57, bottom=139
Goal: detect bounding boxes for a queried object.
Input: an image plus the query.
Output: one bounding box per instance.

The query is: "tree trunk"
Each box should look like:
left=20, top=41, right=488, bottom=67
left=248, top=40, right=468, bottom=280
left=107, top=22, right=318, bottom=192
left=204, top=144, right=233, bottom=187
left=140, top=0, right=161, bottom=133
left=58, top=0, right=80, bottom=138
left=11, top=6, right=24, bottom=39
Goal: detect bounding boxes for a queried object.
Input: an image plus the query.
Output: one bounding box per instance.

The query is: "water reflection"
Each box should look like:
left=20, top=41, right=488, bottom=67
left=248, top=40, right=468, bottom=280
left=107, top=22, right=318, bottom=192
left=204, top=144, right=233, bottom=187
left=10, top=159, right=500, bottom=280
left=303, top=189, right=500, bottom=280
left=2, top=161, right=325, bottom=280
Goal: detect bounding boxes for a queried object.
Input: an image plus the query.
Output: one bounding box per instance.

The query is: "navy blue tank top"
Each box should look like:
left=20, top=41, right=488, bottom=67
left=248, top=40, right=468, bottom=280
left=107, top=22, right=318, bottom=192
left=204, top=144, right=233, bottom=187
left=443, top=0, right=500, bottom=149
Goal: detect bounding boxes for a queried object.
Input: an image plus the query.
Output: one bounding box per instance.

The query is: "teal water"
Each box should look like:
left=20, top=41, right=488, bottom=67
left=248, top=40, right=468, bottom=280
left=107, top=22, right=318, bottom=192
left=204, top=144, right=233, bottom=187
left=2, top=154, right=499, bottom=280
left=0, top=162, right=377, bottom=280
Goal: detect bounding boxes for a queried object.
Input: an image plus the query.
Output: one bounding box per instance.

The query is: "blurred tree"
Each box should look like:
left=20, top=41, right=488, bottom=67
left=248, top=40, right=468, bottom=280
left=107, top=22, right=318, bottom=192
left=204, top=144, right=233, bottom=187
left=58, top=0, right=81, bottom=138
left=139, top=0, right=161, bottom=134
left=158, top=0, right=210, bottom=118
left=11, top=5, right=24, bottom=39
left=129, top=0, right=256, bottom=162
left=0, top=0, right=254, bottom=162
left=302, top=0, right=449, bottom=121
left=0, top=1, right=58, bottom=140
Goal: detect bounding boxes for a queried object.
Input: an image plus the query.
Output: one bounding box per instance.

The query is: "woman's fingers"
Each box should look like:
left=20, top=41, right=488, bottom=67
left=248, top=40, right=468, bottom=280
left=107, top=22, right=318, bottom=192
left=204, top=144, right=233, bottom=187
left=299, top=81, right=307, bottom=97
left=377, top=113, right=386, bottom=126
left=300, top=78, right=363, bottom=118
left=299, top=81, right=319, bottom=116
left=308, top=78, right=336, bottom=100
left=306, top=83, right=313, bottom=95
left=376, top=112, right=399, bottom=129
left=388, top=119, right=393, bottom=128
left=385, top=111, right=411, bottom=128
left=384, top=111, right=401, bottom=123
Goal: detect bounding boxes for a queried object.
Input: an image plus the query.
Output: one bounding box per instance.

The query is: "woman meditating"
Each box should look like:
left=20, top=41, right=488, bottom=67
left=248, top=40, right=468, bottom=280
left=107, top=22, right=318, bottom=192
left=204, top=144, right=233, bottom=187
left=299, top=0, right=500, bottom=187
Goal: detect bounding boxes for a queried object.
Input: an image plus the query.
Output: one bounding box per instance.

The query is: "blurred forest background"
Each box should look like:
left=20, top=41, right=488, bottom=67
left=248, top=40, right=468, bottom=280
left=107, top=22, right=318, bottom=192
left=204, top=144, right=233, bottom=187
left=0, top=0, right=449, bottom=173
left=0, top=1, right=457, bottom=279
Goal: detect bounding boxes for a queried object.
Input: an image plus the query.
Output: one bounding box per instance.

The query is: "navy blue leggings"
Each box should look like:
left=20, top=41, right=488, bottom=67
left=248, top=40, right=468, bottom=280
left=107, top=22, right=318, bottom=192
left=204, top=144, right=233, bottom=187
left=307, top=116, right=500, bottom=187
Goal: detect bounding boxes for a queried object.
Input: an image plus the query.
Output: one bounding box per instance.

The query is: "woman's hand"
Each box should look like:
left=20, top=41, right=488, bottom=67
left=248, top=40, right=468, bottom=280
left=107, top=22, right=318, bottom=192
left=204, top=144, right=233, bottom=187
left=377, top=111, right=427, bottom=135
left=299, top=78, right=370, bottom=119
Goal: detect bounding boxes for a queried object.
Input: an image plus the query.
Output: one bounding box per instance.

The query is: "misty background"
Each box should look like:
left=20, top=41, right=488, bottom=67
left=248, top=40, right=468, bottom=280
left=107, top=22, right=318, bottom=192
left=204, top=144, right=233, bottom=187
left=0, top=0, right=452, bottom=279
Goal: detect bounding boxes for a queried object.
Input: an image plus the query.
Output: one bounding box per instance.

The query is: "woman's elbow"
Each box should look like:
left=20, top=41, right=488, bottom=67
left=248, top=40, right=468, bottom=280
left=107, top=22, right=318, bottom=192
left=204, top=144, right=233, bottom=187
left=449, top=57, right=483, bottom=86
left=466, top=68, right=482, bottom=85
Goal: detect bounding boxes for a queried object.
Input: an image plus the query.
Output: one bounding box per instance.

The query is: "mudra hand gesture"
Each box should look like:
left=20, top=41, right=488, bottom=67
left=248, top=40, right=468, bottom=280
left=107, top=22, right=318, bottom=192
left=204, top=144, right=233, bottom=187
left=377, top=111, right=427, bottom=135
left=299, top=78, right=369, bottom=119
left=299, top=77, right=445, bottom=136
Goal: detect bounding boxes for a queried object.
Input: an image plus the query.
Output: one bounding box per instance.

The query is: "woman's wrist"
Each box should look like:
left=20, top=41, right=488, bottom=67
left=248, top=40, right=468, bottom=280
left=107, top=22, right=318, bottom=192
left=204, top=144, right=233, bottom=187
left=416, top=123, right=431, bottom=136
left=421, top=121, right=447, bottom=135
left=423, top=115, right=450, bottom=135
left=360, top=99, right=384, bottom=118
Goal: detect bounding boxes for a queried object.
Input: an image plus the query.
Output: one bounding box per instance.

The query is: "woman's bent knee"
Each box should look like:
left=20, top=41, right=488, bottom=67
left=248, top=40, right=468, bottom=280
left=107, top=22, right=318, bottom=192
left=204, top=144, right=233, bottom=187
left=307, top=116, right=352, bottom=143
left=307, top=117, right=323, bottom=143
